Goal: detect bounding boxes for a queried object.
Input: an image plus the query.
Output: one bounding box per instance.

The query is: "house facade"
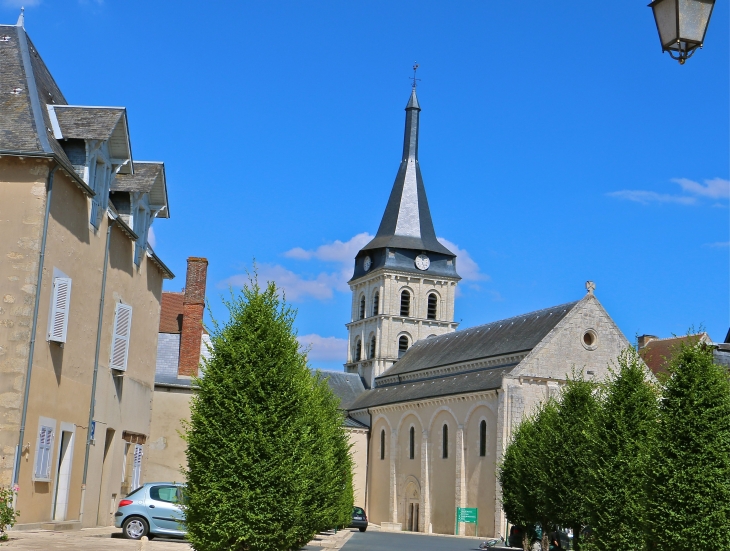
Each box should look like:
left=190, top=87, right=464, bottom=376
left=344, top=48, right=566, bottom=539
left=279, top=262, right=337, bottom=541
left=344, top=86, right=632, bottom=538
left=0, top=15, right=173, bottom=527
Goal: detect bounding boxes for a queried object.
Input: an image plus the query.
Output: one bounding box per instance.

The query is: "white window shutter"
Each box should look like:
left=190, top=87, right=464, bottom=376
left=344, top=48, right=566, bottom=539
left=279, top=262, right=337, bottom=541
left=110, top=303, right=133, bottom=371
left=48, top=277, right=72, bottom=343
left=34, top=425, right=54, bottom=480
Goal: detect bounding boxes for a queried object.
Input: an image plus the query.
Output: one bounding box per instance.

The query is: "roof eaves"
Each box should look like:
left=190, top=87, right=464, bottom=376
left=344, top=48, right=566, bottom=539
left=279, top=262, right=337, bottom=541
left=106, top=208, right=138, bottom=241
left=146, top=245, right=175, bottom=279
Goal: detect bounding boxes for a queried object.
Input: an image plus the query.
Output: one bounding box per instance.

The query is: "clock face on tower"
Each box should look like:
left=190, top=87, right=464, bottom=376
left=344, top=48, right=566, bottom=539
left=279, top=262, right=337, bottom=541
left=415, top=254, right=430, bottom=271
left=363, top=256, right=372, bottom=271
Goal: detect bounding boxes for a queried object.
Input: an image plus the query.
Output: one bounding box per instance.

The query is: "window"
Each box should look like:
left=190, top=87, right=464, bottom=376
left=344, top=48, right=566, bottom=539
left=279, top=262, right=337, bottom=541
left=359, top=296, right=366, bottom=320
left=48, top=276, right=72, bottom=343
left=372, top=292, right=379, bottom=316
left=427, top=293, right=438, bottom=320
left=442, top=424, right=448, bottom=459
left=380, top=429, right=385, bottom=460
left=110, top=303, right=133, bottom=371
left=34, top=424, right=54, bottom=480
left=479, top=420, right=487, bottom=457
left=150, top=485, right=179, bottom=504
left=131, top=444, right=143, bottom=490
left=369, top=336, right=376, bottom=359
left=354, top=339, right=362, bottom=362
left=400, top=290, right=410, bottom=317
left=409, top=426, right=415, bottom=459
left=398, top=336, right=409, bottom=358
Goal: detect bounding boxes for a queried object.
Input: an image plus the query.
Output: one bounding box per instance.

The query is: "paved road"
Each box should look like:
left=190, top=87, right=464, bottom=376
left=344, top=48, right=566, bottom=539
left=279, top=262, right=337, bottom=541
left=342, top=530, right=486, bottom=551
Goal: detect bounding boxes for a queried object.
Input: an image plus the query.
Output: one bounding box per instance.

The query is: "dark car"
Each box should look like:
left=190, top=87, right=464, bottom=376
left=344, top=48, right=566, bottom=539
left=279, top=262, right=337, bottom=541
left=348, top=506, right=368, bottom=532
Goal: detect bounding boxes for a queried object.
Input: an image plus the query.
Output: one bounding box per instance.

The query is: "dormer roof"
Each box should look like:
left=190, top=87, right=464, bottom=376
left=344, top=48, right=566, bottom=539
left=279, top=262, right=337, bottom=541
left=112, top=161, right=169, bottom=218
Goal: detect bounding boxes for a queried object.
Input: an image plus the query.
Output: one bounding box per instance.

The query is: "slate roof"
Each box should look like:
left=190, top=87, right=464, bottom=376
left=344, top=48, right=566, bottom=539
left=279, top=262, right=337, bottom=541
left=349, top=366, right=513, bottom=410
left=378, top=301, right=579, bottom=379
left=53, top=106, right=124, bottom=140
left=344, top=416, right=369, bottom=429
left=358, top=88, right=453, bottom=258
left=319, top=371, right=366, bottom=410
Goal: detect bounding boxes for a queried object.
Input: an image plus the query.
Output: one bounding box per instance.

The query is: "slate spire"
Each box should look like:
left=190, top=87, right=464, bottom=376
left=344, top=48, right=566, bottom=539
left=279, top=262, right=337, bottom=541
left=360, top=87, right=453, bottom=256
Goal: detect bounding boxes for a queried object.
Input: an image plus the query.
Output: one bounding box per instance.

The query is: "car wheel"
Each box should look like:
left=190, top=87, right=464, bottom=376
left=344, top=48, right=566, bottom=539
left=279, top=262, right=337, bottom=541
left=122, top=516, right=149, bottom=540
left=359, top=527, right=367, bottom=532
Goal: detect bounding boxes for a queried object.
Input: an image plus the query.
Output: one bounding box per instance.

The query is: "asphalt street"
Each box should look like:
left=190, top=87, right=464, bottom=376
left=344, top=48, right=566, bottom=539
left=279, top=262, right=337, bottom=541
left=341, top=531, right=486, bottom=551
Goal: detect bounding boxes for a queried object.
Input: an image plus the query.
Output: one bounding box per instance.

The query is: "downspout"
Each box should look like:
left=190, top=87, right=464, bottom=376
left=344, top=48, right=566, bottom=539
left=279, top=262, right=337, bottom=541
left=78, top=213, right=115, bottom=525
left=13, top=164, right=59, bottom=489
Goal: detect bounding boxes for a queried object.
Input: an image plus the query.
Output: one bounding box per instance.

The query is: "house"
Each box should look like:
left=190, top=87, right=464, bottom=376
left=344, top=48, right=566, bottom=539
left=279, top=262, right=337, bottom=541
left=638, top=331, right=730, bottom=375
left=146, top=258, right=211, bottom=484
left=0, top=14, right=173, bottom=528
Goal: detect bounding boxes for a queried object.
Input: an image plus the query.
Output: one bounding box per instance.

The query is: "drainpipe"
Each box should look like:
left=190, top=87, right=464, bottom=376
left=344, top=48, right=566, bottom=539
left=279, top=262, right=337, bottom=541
left=78, top=213, right=115, bottom=525
left=13, top=163, right=59, bottom=489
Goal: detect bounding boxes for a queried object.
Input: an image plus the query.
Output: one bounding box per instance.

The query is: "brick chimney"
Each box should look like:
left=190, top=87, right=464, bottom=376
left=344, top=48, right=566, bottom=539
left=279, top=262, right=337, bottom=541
left=178, top=257, right=208, bottom=377
left=637, top=334, right=658, bottom=350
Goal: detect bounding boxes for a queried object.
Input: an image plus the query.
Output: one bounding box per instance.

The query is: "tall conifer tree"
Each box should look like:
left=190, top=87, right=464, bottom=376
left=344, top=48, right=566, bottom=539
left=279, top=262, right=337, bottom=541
left=184, top=279, right=353, bottom=551
left=589, top=348, right=658, bottom=551
left=648, top=339, right=730, bottom=551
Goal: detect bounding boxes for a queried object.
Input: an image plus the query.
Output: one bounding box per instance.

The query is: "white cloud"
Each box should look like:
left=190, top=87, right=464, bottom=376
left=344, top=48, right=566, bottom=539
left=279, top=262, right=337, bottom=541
left=673, top=178, right=729, bottom=200
left=221, top=263, right=342, bottom=301
left=608, top=177, right=729, bottom=206
left=147, top=226, right=156, bottom=248
left=284, top=232, right=373, bottom=264
left=297, top=333, right=347, bottom=362
left=437, top=237, right=488, bottom=282
left=607, top=190, right=696, bottom=205
left=704, top=241, right=730, bottom=248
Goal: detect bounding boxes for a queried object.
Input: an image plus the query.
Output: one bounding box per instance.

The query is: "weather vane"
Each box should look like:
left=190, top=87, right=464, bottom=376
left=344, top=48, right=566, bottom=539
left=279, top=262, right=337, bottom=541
left=409, top=62, right=420, bottom=89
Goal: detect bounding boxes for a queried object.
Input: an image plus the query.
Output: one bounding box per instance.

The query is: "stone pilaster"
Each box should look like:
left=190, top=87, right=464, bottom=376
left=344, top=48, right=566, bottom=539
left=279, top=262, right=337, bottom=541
left=420, top=429, right=430, bottom=533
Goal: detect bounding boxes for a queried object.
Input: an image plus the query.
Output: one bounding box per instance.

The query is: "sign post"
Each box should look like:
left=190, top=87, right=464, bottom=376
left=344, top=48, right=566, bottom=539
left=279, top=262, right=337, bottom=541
left=455, top=507, right=478, bottom=537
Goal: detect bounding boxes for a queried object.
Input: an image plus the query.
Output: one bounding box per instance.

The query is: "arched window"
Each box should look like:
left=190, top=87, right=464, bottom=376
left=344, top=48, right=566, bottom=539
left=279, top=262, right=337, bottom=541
left=354, top=339, right=362, bottom=362
left=380, top=429, right=385, bottom=460
left=398, top=336, right=409, bottom=358
left=372, top=291, right=379, bottom=316
left=442, top=424, right=448, bottom=458
left=479, top=420, right=487, bottom=457
left=409, top=426, right=415, bottom=459
left=369, top=336, right=376, bottom=359
left=359, top=295, right=366, bottom=320
left=400, top=290, right=410, bottom=317
left=427, top=293, right=438, bottom=320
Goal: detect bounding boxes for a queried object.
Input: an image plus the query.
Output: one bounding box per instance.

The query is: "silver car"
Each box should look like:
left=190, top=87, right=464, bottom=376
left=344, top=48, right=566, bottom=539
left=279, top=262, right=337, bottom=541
left=114, top=482, right=186, bottom=540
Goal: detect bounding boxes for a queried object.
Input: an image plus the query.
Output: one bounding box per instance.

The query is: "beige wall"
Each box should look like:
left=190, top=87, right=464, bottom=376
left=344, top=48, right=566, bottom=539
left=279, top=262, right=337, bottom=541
left=347, top=428, right=368, bottom=509
left=146, top=387, right=193, bottom=483
left=0, top=158, right=166, bottom=526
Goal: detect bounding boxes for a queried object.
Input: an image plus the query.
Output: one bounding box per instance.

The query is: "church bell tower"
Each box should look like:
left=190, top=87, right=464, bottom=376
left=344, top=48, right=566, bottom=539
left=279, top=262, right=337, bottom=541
left=345, top=85, right=460, bottom=388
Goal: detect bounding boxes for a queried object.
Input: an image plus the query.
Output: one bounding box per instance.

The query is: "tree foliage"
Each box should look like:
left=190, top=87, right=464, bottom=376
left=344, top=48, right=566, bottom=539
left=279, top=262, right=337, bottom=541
left=647, top=340, right=730, bottom=551
left=184, top=278, right=353, bottom=551
left=589, top=348, right=658, bottom=551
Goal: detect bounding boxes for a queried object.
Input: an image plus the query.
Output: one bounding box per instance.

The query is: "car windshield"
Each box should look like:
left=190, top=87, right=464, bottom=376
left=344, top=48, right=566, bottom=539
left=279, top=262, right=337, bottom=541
left=353, top=507, right=365, bottom=516
left=124, top=487, right=143, bottom=498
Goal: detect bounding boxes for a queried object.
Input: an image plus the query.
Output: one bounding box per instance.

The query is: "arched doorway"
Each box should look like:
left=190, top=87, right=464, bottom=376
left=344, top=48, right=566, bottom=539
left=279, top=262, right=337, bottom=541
left=404, top=479, right=421, bottom=532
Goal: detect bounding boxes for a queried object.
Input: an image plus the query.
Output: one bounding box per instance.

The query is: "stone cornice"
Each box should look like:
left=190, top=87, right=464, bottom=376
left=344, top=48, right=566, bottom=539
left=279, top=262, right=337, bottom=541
left=367, top=389, right=498, bottom=415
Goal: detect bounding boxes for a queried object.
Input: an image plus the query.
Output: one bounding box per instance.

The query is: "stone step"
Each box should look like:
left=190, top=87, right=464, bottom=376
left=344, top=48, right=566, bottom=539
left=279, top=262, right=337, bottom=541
left=12, top=520, right=81, bottom=532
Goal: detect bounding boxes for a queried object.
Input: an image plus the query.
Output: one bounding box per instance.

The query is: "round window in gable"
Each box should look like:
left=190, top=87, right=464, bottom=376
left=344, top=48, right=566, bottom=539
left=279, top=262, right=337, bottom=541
left=582, top=329, right=598, bottom=350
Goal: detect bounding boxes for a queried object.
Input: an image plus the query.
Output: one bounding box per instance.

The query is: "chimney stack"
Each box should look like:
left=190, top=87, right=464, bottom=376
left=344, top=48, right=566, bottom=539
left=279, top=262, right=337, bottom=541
left=178, top=257, right=208, bottom=378
left=637, top=334, right=658, bottom=350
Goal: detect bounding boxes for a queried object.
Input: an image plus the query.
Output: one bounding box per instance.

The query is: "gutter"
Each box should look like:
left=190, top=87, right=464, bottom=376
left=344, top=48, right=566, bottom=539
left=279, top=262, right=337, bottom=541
left=13, top=164, right=59, bottom=487
left=78, top=211, right=115, bottom=525
left=0, top=150, right=94, bottom=197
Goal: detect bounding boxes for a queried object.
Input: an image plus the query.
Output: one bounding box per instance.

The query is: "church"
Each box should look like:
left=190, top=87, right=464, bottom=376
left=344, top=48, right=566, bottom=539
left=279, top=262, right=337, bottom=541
left=340, top=85, right=632, bottom=538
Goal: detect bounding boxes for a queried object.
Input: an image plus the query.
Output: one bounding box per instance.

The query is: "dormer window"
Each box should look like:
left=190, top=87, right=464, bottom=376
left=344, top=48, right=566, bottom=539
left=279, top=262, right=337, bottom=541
left=89, top=158, right=111, bottom=229
left=132, top=205, right=150, bottom=266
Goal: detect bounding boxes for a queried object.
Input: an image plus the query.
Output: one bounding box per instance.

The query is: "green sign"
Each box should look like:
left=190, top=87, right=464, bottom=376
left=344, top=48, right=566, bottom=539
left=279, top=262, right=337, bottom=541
left=455, top=507, right=478, bottom=536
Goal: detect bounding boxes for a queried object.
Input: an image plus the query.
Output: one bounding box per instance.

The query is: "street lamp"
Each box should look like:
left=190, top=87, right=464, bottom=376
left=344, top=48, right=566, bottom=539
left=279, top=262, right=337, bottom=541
left=649, top=0, right=715, bottom=64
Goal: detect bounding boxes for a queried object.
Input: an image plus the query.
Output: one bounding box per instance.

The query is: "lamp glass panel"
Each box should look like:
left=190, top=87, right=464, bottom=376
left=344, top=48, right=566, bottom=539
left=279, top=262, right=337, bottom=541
left=652, top=0, right=679, bottom=46
left=678, top=0, right=713, bottom=42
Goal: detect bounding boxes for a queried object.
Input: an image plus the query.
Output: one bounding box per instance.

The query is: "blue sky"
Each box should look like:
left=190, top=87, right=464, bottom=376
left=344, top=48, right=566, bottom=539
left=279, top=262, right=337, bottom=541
left=6, top=1, right=728, bottom=371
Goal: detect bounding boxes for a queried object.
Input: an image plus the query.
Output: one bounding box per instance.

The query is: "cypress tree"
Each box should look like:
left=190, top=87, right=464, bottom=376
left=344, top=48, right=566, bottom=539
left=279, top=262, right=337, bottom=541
left=589, top=348, right=658, bottom=551
left=184, top=279, right=353, bottom=551
left=550, top=372, right=599, bottom=551
left=648, top=339, right=730, bottom=551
